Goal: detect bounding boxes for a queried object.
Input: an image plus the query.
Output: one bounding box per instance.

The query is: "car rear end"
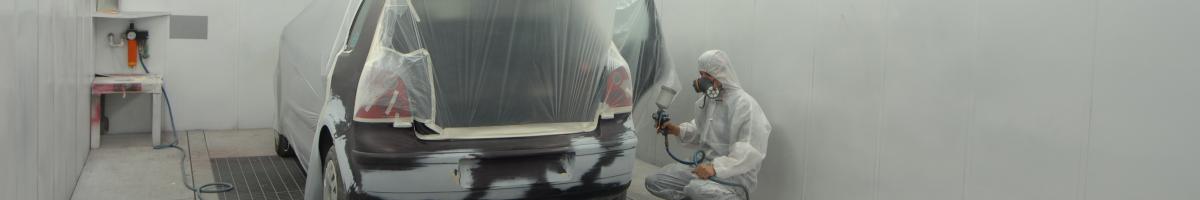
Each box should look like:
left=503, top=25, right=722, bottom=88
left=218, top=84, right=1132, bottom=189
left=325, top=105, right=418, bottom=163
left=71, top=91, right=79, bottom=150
left=342, top=0, right=639, bottom=199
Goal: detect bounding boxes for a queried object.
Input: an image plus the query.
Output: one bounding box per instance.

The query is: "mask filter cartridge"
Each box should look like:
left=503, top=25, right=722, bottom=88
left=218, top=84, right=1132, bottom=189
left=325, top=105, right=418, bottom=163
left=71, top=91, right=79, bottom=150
left=693, top=77, right=720, bottom=99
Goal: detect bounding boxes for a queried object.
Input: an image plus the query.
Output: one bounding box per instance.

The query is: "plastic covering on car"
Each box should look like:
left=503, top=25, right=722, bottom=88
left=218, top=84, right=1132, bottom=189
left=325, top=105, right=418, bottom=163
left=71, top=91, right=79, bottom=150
left=600, top=44, right=634, bottom=118
left=353, top=0, right=425, bottom=126
left=343, top=0, right=676, bottom=140
left=352, top=0, right=617, bottom=139
left=276, top=0, right=352, bottom=152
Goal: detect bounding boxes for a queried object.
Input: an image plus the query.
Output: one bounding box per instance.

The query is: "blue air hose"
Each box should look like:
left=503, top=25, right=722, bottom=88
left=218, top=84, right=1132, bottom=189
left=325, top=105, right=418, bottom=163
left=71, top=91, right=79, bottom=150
left=139, top=55, right=234, bottom=199
left=662, top=134, right=751, bottom=200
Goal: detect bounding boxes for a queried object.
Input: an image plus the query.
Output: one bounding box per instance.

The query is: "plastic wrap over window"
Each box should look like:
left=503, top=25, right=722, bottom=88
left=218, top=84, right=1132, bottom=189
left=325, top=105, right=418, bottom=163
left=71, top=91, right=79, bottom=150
left=356, top=0, right=678, bottom=139
left=613, top=0, right=677, bottom=100
left=416, top=0, right=616, bottom=139
left=613, top=0, right=650, bottom=56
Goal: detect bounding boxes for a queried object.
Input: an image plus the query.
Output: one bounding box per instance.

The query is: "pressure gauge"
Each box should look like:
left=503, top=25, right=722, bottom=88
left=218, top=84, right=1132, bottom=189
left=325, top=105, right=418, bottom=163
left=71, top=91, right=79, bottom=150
left=126, top=31, right=137, bottom=40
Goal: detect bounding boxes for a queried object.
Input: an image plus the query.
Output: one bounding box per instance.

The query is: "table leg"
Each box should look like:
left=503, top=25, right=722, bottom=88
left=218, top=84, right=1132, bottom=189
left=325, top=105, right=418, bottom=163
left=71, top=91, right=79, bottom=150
left=152, top=93, right=162, bottom=146
left=91, top=95, right=101, bottom=149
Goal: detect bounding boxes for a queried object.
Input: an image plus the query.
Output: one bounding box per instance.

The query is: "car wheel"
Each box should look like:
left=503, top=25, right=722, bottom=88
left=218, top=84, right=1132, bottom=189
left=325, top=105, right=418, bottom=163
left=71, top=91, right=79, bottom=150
left=275, top=133, right=295, bottom=157
left=323, top=149, right=345, bottom=200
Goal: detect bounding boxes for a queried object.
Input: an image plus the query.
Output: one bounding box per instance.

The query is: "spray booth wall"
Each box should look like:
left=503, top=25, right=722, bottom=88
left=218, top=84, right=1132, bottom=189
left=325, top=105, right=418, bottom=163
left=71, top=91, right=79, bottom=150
left=635, top=0, right=1200, bottom=199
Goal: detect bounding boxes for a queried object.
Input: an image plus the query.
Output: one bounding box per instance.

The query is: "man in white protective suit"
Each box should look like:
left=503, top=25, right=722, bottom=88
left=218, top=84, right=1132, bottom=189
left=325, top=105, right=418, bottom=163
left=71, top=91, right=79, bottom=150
left=645, top=50, right=772, bottom=200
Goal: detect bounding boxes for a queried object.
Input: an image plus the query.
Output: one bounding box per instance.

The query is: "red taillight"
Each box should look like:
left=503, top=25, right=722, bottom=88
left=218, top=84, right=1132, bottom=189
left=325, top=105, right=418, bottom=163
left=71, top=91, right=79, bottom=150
left=354, top=80, right=412, bottom=122
left=603, top=66, right=633, bottom=112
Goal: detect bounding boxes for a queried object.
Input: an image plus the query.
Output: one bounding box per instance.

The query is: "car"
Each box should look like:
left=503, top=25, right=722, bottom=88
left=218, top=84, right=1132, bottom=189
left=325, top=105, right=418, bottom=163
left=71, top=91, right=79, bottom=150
left=274, top=0, right=673, bottom=199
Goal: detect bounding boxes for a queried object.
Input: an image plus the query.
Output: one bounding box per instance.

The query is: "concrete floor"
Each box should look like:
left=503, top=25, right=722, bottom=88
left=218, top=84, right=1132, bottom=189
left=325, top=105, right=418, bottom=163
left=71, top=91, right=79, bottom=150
left=71, top=129, right=661, bottom=200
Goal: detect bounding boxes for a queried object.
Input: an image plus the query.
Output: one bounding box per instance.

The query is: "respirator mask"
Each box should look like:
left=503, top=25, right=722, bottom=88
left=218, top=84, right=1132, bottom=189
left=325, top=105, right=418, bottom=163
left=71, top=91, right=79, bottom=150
left=692, top=72, right=722, bottom=99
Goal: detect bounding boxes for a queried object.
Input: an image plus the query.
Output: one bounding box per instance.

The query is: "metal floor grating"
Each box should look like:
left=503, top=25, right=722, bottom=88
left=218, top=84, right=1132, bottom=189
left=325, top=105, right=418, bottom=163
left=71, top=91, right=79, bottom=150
left=212, top=156, right=306, bottom=200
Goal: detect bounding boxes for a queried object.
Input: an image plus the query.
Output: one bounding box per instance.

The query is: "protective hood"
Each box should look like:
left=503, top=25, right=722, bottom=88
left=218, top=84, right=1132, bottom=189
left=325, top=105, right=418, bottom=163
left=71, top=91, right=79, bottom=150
left=697, top=50, right=741, bottom=90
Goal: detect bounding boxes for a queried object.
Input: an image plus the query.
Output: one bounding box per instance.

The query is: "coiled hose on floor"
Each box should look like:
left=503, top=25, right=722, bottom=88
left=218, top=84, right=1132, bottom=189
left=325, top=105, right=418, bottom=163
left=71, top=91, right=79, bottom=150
left=139, top=56, right=234, bottom=199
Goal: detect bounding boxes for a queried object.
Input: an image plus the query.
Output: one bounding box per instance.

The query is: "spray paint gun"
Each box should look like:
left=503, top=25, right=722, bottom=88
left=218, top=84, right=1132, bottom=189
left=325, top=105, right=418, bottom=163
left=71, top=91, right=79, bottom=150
left=651, top=86, right=677, bottom=135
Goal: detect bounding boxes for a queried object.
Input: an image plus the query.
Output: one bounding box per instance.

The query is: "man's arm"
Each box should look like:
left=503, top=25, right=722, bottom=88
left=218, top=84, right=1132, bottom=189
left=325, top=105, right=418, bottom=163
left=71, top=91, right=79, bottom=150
left=710, top=101, right=772, bottom=179
left=676, top=119, right=702, bottom=145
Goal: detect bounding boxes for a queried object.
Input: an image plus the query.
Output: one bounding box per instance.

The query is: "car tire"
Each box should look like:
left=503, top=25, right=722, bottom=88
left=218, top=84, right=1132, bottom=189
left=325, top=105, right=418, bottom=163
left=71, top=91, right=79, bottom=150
left=275, top=133, right=295, bottom=157
left=323, top=148, right=345, bottom=200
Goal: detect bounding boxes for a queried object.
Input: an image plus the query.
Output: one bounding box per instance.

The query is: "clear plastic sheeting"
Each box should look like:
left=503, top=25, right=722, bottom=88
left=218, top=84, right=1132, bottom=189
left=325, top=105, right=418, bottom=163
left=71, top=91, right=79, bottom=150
left=600, top=44, right=635, bottom=118
left=354, top=0, right=678, bottom=140
left=411, top=0, right=616, bottom=127
left=612, top=0, right=651, bottom=61
left=355, top=0, right=619, bottom=139
left=612, top=0, right=677, bottom=99
left=353, top=49, right=428, bottom=125
left=354, top=1, right=425, bottom=126
left=276, top=0, right=353, bottom=167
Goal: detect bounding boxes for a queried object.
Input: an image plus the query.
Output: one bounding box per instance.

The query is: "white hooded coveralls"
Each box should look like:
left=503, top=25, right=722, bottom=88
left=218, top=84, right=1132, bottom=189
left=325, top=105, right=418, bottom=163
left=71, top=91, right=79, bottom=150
left=645, top=50, right=772, bottom=200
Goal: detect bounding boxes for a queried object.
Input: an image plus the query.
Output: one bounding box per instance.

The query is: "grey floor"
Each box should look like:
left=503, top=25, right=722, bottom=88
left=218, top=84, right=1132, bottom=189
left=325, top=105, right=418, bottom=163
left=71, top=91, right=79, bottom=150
left=71, top=129, right=660, bottom=200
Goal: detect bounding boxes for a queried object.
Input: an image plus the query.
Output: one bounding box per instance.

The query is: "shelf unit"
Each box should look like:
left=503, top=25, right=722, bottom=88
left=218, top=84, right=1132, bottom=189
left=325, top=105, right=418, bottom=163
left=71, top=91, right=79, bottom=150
left=92, top=11, right=169, bottom=19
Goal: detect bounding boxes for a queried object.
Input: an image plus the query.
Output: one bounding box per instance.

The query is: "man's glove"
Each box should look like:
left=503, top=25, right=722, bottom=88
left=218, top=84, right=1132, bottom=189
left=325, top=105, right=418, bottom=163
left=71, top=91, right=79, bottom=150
left=656, top=122, right=681, bottom=136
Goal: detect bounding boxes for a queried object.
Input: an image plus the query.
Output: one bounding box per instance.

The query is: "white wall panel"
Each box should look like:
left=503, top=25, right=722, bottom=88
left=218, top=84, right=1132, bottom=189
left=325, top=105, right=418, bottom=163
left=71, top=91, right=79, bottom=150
left=0, top=0, right=93, bottom=199
left=652, top=0, right=1200, bottom=199
left=803, top=0, right=888, bottom=199
left=74, top=0, right=95, bottom=189
left=1087, top=0, right=1200, bottom=199
left=2, top=1, right=17, bottom=199
left=967, top=0, right=1094, bottom=199
left=1, top=0, right=34, bottom=199
left=745, top=0, right=818, bottom=198
left=875, top=0, right=976, bottom=199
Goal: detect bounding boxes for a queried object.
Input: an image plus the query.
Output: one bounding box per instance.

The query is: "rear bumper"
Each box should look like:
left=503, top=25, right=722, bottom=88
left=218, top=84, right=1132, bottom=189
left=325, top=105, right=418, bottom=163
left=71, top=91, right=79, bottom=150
left=343, top=142, right=636, bottom=200
left=339, top=114, right=638, bottom=199
left=350, top=173, right=631, bottom=200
